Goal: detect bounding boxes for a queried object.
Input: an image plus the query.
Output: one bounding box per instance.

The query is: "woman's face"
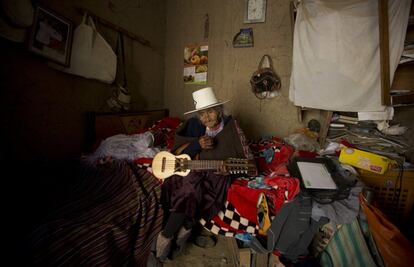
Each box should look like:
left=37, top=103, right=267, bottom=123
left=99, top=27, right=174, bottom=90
left=199, top=108, right=220, bottom=128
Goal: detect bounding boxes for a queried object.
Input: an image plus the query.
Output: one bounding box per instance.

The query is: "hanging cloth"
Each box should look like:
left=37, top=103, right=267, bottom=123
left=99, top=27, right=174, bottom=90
left=289, top=0, right=411, bottom=112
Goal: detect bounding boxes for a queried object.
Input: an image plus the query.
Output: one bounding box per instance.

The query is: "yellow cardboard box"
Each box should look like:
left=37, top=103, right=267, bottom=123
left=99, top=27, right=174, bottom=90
left=339, top=147, right=393, bottom=174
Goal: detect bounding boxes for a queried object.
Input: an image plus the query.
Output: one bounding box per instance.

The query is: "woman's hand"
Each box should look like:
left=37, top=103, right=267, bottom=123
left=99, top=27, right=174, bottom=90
left=215, top=164, right=228, bottom=175
left=199, top=135, right=214, bottom=150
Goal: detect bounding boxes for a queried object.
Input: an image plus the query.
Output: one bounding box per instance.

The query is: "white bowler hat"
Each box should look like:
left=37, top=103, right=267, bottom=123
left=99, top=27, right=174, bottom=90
left=184, top=87, right=230, bottom=115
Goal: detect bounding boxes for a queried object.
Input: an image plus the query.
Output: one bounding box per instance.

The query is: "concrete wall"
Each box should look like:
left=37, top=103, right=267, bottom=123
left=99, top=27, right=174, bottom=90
left=0, top=0, right=165, bottom=160
left=164, top=0, right=315, bottom=139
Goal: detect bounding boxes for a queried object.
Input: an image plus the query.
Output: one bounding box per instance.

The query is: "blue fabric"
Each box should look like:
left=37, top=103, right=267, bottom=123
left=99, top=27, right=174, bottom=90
left=247, top=176, right=272, bottom=189
left=319, top=218, right=377, bottom=267
left=262, top=148, right=275, bottom=164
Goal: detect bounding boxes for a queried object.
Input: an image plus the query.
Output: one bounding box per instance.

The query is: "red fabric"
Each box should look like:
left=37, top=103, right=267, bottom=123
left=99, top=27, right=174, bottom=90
left=264, top=176, right=301, bottom=205
left=272, top=250, right=282, bottom=256
left=267, top=165, right=290, bottom=177
left=136, top=117, right=181, bottom=133
left=297, top=150, right=319, bottom=158
left=340, top=139, right=356, bottom=148
left=132, top=118, right=182, bottom=168
left=250, top=137, right=294, bottom=175
left=227, top=181, right=262, bottom=223
left=226, top=177, right=300, bottom=224
left=137, top=117, right=182, bottom=150
left=133, top=157, right=153, bottom=165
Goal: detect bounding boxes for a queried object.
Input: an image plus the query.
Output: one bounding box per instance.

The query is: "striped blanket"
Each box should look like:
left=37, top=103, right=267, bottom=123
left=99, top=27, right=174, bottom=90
left=28, top=160, right=163, bottom=267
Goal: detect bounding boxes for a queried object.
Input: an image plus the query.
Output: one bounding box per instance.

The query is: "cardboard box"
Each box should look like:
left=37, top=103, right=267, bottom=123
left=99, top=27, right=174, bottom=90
left=339, top=147, right=393, bottom=174
left=239, top=248, right=251, bottom=267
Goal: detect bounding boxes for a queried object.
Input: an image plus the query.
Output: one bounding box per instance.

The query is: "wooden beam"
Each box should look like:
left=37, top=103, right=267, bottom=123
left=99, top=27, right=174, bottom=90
left=75, top=7, right=154, bottom=51
left=319, top=110, right=333, bottom=148
left=378, top=0, right=391, bottom=105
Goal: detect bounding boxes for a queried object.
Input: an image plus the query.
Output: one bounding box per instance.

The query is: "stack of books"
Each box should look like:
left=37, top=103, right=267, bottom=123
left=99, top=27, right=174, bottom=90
left=330, top=113, right=358, bottom=128
left=390, top=90, right=414, bottom=106
left=399, top=43, right=414, bottom=64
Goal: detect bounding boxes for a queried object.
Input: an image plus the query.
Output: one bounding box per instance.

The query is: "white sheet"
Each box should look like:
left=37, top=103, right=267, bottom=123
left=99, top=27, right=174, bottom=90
left=86, top=132, right=160, bottom=162
left=289, top=0, right=411, bottom=112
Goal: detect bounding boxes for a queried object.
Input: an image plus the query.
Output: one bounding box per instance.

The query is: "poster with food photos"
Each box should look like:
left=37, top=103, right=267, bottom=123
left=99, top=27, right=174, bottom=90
left=183, top=44, right=208, bottom=84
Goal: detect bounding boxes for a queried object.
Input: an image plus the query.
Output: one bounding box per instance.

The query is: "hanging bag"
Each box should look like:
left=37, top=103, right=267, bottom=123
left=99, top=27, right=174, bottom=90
left=51, top=13, right=117, bottom=83
left=359, top=193, right=414, bottom=267
left=250, top=55, right=281, bottom=99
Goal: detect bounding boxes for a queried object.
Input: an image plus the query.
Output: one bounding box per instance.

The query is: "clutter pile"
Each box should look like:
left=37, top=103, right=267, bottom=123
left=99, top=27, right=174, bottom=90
left=326, top=110, right=410, bottom=161
left=202, top=110, right=413, bottom=267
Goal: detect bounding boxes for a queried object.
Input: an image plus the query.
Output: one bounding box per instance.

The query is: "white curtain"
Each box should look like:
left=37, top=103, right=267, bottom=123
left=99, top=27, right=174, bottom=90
left=289, top=0, right=411, bottom=112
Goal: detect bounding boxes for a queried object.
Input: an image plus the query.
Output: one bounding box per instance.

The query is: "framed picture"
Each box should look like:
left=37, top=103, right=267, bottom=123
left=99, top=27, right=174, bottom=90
left=28, top=6, right=73, bottom=66
left=233, top=28, right=254, bottom=48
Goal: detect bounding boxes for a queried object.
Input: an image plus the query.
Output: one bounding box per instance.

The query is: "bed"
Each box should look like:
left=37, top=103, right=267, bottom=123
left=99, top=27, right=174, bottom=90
left=26, top=109, right=169, bottom=267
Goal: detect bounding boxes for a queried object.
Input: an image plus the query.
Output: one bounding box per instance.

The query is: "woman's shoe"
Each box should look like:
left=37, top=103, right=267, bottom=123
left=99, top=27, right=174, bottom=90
left=194, top=234, right=218, bottom=248
left=155, top=231, right=173, bottom=262
left=171, top=226, right=192, bottom=259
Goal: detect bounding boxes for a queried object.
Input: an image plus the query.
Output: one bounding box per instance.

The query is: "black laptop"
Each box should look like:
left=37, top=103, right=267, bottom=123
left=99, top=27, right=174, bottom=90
left=288, top=157, right=354, bottom=203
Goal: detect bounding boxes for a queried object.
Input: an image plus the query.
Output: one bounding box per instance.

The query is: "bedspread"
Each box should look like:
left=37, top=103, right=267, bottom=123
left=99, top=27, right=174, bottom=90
left=28, top=160, right=163, bottom=267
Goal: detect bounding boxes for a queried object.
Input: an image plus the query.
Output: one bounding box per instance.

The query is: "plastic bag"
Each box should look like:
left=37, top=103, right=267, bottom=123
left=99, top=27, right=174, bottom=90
left=284, top=132, right=320, bottom=152
left=51, top=13, right=116, bottom=83
left=359, top=193, right=414, bottom=267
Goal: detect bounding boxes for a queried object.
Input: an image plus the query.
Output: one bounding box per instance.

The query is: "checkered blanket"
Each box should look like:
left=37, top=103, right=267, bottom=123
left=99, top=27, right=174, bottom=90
left=199, top=201, right=259, bottom=237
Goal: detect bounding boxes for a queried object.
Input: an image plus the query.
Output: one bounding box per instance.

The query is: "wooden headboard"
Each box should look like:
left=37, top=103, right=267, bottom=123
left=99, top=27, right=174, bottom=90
left=86, top=109, right=169, bottom=151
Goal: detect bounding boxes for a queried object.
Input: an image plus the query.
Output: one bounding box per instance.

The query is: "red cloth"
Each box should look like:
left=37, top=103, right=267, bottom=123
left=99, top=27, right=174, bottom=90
left=132, top=117, right=182, bottom=170
left=226, top=177, right=300, bottom=224
left=340, top=139, right=356, bottom=148
left=297, top=150, right=319, bottom=158
left=136, top=117, right=181, bottom=133
left=266, top=165, right=290, bottom=177
left=133, top=157, right=153, bottom=166
left=264, top=176, right=300, bottom=204
left=250, top=137, right=294, bottom=175
left=137, top=117, right=182, bottom=149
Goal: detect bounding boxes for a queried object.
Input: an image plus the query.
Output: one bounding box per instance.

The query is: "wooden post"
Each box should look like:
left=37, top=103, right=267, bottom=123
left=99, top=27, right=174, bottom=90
left=319, top=110, right=333, bottom=148
left=378, top=0, right=391, bottom=105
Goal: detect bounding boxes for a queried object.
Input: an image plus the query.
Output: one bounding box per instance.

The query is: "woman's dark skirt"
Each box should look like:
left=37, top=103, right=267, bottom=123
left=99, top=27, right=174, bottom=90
left=161, top=171, right=231, bottom=223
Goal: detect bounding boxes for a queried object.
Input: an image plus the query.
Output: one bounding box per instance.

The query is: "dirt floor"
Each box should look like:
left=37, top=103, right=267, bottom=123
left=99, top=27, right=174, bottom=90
left=163, top=235, right=238, bottom=267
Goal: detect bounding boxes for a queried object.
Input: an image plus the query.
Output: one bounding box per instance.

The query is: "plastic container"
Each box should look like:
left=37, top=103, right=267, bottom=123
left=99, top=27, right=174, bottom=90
left=358, top=169, right=414, bottom=224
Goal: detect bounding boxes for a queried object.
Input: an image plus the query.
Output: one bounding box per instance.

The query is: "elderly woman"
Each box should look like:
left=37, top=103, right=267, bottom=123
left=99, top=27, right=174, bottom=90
left=155, top=87, right=254, bottom=261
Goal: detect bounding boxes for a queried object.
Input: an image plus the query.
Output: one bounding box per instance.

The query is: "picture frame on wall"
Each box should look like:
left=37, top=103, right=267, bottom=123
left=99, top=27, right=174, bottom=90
left=28, top=6, right=73, bottom=66
left=233, top=28, right=254, bottom=48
